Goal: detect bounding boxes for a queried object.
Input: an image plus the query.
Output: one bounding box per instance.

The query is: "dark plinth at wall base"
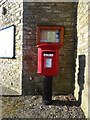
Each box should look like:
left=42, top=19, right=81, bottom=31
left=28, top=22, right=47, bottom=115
left=42, top=76, right=52, bottom=105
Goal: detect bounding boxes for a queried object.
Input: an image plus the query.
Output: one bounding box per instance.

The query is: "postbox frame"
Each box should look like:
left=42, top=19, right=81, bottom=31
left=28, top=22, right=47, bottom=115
left=37, top=25, right=64, bottom=46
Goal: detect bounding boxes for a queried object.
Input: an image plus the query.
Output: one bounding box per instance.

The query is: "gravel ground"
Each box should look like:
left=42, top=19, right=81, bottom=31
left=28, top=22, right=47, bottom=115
left=0, top=95, right=87, bottom=119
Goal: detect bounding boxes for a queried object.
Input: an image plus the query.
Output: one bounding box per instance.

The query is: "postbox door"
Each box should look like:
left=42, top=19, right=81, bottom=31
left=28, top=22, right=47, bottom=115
left=42, top=52, right=56, bottom=75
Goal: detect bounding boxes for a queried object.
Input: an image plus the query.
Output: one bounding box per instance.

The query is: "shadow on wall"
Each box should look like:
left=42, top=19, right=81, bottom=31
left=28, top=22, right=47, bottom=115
left=78, top=55, right=86, bottom=106
left=53, top=55, right=86, bottom=107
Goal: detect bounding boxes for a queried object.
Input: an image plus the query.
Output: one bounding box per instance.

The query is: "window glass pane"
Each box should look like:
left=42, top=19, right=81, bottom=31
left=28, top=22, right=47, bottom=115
left=40, top=29, right=60, bottom=43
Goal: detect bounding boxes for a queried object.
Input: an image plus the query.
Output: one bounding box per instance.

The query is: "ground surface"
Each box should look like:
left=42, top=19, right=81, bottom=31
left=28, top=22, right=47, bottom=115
left=0, top=95, right=87, bottom=119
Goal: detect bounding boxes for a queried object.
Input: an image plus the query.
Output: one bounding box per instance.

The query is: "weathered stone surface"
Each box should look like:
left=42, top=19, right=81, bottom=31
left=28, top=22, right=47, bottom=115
left=0, top=0, right=23, bottom=95
left=23, top=2, right=76, bottom=95
left=74, top=2, right=89, bottom=119
left=0, top=1, right=77, bottom=97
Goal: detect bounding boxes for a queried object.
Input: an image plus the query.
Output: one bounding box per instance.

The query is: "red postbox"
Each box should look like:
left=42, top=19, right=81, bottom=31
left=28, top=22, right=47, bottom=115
left=37, top=25, right=64, bottom=76
left=37, top=25, right=64, bottom=105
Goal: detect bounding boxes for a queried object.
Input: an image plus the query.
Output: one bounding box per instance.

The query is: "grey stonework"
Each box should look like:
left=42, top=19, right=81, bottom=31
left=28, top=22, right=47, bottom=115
left=0, top=1, right=76, bottom=95
left=0, top=0, right=90, bottom=118
left=0, top=0, right=23, bottom=94
left=74, top=2, right=89, bottom=118
left=23, top=2, right=76, bottom=95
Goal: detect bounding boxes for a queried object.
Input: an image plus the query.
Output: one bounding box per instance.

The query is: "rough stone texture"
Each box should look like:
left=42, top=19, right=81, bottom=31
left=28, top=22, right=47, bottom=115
left=0, top=95, right=86, bottom=119
left=0, top=1, right=76, bottom=95
left=0, top=83, right=19, bottom=95
left=88, top=2, right=90, bottom=119
left=23, top=2, right=76, bottom=95
left=74, top=2, right=89, bottom=118
left=0, top=0, right=23, bottom=95
left=0, top=1, right=88, bottom=119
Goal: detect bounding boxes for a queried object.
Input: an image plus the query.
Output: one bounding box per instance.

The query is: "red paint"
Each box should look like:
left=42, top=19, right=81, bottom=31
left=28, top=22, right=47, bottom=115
left=37, top=25, right=64, bottom=76
left=37, top=25, right=64, bottom=46
left=37, top=44, right=59, bottom=76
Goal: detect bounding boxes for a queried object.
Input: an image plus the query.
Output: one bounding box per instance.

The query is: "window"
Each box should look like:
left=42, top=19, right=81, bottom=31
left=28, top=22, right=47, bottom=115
left=0, top=25, right=15, bottom=58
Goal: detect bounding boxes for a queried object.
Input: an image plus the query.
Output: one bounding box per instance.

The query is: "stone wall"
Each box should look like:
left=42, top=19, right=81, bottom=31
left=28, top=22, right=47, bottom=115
left=88, top=2, right=90, bottom=118
left=0, top=0, right=23, bottom=95
left=0, top=0, right=90, bottom=118
left=74, top=2, right=89, bottom=118
left=23, top=2, right=76, bottom=95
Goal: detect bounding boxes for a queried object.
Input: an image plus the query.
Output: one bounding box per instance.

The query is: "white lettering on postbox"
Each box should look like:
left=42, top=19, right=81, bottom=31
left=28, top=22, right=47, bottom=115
left=43, top=54, right=53, bottom=57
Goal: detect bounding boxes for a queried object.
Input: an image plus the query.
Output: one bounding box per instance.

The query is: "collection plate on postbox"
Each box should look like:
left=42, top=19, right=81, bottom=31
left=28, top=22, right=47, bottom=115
left=43, top=53, right=53, bottom=68
left=37, top=25, right=64, bottom=76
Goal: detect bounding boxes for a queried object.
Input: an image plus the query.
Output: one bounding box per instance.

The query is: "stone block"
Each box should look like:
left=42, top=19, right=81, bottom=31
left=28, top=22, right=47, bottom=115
left=74, top=2, right=89, bottom=118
